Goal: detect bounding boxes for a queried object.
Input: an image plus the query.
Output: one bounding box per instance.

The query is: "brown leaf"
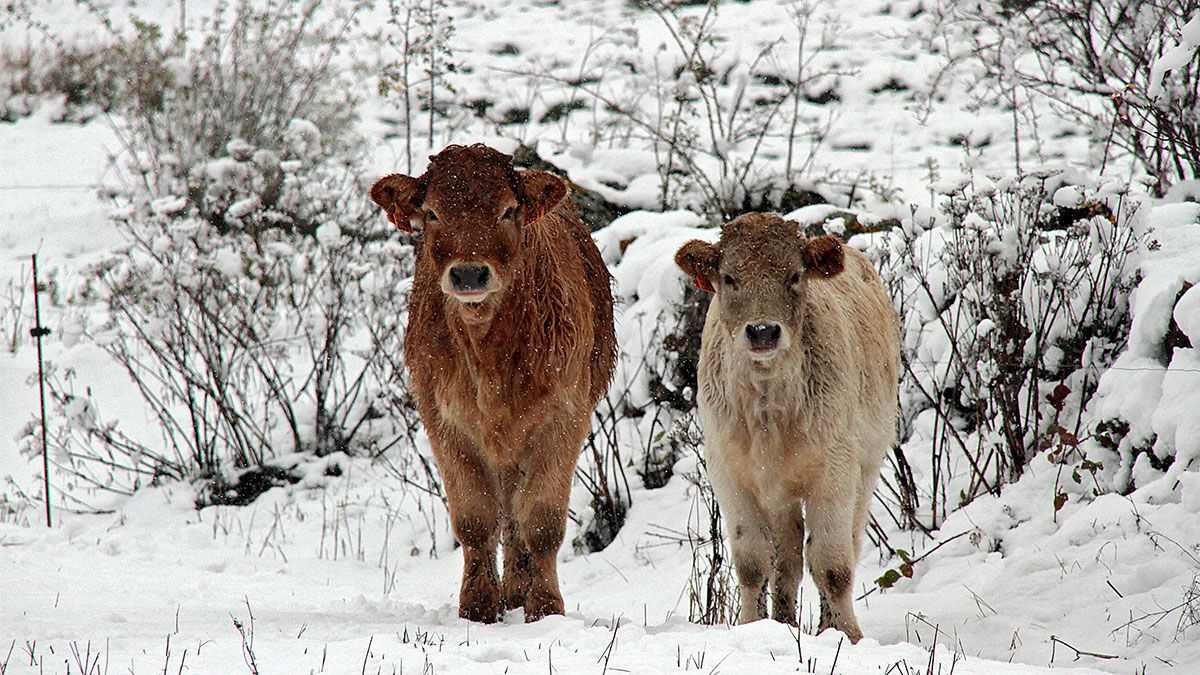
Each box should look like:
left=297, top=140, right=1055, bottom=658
left=1054, top=492, right=1068, bottom=512
left=1048, top=383, right=1071, bottom=412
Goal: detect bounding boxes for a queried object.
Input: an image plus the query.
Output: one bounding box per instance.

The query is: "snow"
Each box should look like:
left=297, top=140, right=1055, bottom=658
left=0, top=466, right=1110, bottom=674
left=1, top=0, right=1199, bottom=673
left=1148, top=14, right=1200, bottom=100
left=0, top=109, right=118, bottom=263
left=226, top=195, right=262, bottom=220
left=316, top=222, right=344, bottom=247
left=1089, top=202, right=1200, bottom=493
left=1175, top=279, right=1200, bottom=345
left=1052, top=185, right=1085, bottom=208
left=151, top=195, right=189, bottom=216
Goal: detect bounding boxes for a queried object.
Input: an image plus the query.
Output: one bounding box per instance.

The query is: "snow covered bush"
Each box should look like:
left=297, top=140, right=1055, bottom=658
left=0, top=38, right=121, bottom=122
left=931, top=0, right=1200, bottom=195
left=508, top=0, right=847, bottom=220
left=872, top=171, right=1145, bottom=530
left=102, top=0, right=363, bottom=205
left=14, top=0, right=437, bottom=511
left=593, top=171, right=1146, bottom=542
left=24, top=135, right=422, bottom=507
left=0, top=0, right=133, bottom=122
left=1086, top=201, right=1200, bottom=497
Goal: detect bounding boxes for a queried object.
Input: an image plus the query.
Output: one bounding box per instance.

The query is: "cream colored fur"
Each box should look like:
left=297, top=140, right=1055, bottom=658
left=696, top=241, right=899, bottom=642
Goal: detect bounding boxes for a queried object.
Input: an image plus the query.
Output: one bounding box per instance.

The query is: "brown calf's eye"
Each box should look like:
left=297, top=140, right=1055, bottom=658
left=789, top=272, right=802, bottom=285
left=425, top=210, right=438, bottom=222
left=722, top=274, right=737, bottom=288
left=502, top=207, right=514, bottom=220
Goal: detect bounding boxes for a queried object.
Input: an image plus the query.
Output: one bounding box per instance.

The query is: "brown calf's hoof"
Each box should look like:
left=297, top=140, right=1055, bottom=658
left=459, top=584, right=502, bottom=624
left=523, top=587, right=565, bottom=622
left=500, top=561, right=532, bottom=611
left=459, top=600, right=502, bottom=624
left=501, top=581, right=529, bottom=612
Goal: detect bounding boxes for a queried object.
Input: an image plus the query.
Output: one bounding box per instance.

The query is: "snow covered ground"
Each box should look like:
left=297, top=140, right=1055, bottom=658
left=2, top=114, right=1187, bottom=675
left=0, top=459, right=1113, bottom=675
left=3, top=0, right=1199, bottom=673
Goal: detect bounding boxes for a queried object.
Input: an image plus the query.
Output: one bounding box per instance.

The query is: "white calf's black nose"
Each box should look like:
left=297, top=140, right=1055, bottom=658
left=745, top=323, right=782, bottom=351
left=450, top=264, right=491, bottom=292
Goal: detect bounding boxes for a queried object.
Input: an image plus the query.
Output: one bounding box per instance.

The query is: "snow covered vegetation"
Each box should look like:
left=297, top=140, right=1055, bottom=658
left=1, top=0, right=1199, bottom=672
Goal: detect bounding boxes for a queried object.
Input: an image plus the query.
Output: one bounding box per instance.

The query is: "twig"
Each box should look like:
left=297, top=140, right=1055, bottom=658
left=1049, top=635, right=1117, bottom=661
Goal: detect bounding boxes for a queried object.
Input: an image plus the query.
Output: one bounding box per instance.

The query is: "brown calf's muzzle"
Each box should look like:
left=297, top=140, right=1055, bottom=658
left=441, top=259, right=500, bottom=304
left=449, top=262, right=492, bottom=293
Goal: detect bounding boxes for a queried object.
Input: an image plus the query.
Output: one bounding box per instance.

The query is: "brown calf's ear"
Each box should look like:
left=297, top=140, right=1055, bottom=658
left=802, top=235, right=845, bottom=278
left=369, top=174, right=421, bottom=232
left=516, top=170, right=568, bottom=226
left=675, top=239, right=719, bottom=293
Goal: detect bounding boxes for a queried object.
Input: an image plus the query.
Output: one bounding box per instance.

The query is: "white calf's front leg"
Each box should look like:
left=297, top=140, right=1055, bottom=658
left=805, top=466, right=864, bottom=643
left=767, top=504, right=805, bottom=625
left=706, top=450, right=770, bottom=624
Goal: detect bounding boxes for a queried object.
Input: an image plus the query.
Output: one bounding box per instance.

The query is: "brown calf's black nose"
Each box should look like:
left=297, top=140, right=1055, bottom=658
left=746, top=323, right=782, bottom=350
left=450, top=264, right=491, bottom=292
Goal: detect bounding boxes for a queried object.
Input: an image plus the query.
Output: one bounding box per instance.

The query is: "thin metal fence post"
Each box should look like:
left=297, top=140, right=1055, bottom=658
left=30, top=254, right=52, bottom=528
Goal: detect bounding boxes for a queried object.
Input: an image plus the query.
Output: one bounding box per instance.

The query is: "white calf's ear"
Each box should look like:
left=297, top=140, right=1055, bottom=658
left=802, top=235, right=845, bottom=278
left=675, top=239, right=719, bottom=292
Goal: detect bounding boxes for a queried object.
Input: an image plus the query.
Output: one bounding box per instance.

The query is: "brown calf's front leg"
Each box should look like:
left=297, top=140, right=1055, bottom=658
left=500, top=498, right=533, bottom=611
left=512, top=421, right=584, bottom=621
left=805, top=474, right=864, bottom=643
left=429, top=425, right=503, bottom=623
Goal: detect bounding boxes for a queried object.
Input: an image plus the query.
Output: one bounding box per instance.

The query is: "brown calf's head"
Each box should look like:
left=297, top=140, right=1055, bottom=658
left=675, top=212, right=844, bottom=362
left=369, top=144, right=568, bottom=314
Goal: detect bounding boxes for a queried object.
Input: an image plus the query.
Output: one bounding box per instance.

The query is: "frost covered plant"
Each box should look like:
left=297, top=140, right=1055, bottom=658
left=379, top=0, right=461, bottom=173
left=680, top=427, right=737, bottom=626
left=98, top=0, right=364, bottom=206
left=15, top=0, right=438, bottom=509
left=872, top=171, right=1145, bottom=529
left=628, top=0, right=843, bottom=218
left=0, top=269, right=30, bottom=354
left=30, top=134, right=435, bottom=508
left=513, top=0, right=846, bottom=219
left=574, top=395, right=633, bottom=554
left=935, top=0, right=1200, bottom=195
left=28, top=130, right=421, bottom=502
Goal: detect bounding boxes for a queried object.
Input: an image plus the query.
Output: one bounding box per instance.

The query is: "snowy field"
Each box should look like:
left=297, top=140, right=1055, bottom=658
left=3, top=0, right=1200, bottom=673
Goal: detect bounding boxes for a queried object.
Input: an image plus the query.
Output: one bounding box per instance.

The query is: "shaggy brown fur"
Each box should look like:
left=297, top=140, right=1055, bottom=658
left=369, top=144, right=617, bottom=623
left=675, top=213, right=899, bottom=643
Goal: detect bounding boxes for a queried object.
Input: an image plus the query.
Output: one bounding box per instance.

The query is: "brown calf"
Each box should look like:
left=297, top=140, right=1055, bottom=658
left=675, top=213, right=899, bottom=642
left=369, top=144, right=616, bottom=623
